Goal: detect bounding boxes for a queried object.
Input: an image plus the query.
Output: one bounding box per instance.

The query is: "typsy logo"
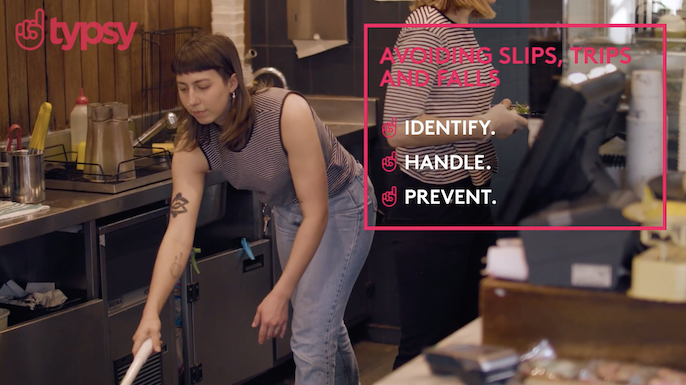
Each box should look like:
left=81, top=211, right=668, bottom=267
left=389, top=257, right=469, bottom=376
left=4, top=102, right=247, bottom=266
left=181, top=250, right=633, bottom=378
left=16, top=9, right=137, bottom=51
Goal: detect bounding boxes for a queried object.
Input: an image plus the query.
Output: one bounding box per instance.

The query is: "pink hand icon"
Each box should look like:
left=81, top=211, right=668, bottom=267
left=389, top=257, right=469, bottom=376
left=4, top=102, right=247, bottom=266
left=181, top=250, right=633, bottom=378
left=381, top=118, right=397, bottom=139
left=382, top=151, right=397, bottom=172
left=382, top=186, right=397, bottom=208
left=15, top=8, right=45, bottom=51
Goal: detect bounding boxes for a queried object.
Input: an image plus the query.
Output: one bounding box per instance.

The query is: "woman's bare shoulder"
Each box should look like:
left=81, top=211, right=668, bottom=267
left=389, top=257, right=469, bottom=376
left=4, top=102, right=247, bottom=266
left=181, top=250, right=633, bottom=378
left=172, top=132, right=210, bottom=175
left=280, top=93, right=313, bottom=128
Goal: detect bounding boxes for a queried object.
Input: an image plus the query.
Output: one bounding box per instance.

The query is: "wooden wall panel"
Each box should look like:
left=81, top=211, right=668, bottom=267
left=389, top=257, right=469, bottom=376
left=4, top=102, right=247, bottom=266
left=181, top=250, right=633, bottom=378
left=96, top=0, right=116, bottom=103
left=0, top=0, right=9, bottom=139
left=188, top=0, right=202, bottom=29
left=5, top=0, right=30, bottom=136
left=80, top=0, right=99, bottom=104
left=25, top=0, right=47, bottom=134
left=0, top=0, right=219, bottom=138
left=113, top=0, right=132, bottom=112
left=159, top=0, right=174, bottom=30
left=201, top=0, right=212, bottom=34
left=144, top=0, right=160, bottom=114
left=174, top=0, right=188, bottom=28
left=62, top=0, right=83, bottom=130
left=146, top=0, right=160, bottom=32
left=129, top=1, right=145, bottom=116
left=45, top=0, right=67, bottom=131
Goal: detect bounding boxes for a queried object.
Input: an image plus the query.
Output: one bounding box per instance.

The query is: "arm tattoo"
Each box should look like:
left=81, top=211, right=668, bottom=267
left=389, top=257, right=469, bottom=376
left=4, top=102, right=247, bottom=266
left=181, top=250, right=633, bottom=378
left=170, top=252, right=183, bottom=278
left=171, top=192, right=189, bottom=218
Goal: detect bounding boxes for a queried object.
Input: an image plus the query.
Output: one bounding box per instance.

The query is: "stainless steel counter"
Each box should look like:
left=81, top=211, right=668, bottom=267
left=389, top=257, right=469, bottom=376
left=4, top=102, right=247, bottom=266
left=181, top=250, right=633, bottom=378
left=0, top=123, right=373, bottom=247
left=0, top=171, right=226, bottom=247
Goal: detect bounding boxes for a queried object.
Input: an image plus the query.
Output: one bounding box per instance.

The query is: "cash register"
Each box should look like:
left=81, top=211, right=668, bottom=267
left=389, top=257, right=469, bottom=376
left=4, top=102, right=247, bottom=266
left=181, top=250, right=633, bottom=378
left=495, top=64, right=642, bottom=291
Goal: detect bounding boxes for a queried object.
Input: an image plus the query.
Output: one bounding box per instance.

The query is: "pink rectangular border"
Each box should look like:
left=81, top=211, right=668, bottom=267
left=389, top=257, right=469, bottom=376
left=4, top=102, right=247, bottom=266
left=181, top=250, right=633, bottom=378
left=363, top=23, right=667, bottom=231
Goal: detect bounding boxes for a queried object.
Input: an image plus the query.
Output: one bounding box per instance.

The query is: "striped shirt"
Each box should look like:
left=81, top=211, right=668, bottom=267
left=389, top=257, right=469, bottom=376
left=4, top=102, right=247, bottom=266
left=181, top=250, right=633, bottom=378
left=198, top=87, right=357, bottom=206
left=383, top=6, right=498, bottom=186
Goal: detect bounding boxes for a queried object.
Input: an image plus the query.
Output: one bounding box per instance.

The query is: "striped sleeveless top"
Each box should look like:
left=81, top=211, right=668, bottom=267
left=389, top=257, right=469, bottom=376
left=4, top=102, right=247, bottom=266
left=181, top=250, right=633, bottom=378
left=383, top=6, right=498, bottom=186
left=197, top=87, right=358, bottom=206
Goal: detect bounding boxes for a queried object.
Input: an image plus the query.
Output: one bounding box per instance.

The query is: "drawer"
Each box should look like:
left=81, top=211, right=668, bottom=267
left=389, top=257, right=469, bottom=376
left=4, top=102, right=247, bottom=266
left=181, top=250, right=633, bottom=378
left=188, top=239, right=273, bottom=385
left=0, top=300, right=111, bottom=385
left=99, top=205, right=168, bottom=308
left=109, top=292, right=177, bottom=385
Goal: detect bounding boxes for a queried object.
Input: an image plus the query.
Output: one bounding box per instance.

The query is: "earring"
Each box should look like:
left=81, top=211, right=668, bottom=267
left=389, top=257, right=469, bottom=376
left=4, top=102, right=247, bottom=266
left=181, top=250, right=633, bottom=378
left=231, top=91, right=236, bottom=100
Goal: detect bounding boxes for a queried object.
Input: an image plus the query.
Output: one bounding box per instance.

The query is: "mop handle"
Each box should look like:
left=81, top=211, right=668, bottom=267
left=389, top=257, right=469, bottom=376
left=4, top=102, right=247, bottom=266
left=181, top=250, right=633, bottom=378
left=120, top=338, right=154, bottom=385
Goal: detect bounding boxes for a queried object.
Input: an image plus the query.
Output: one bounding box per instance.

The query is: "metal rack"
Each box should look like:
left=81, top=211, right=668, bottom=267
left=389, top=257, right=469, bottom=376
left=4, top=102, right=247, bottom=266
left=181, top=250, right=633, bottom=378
left=43, top=144, right=173, bottom=194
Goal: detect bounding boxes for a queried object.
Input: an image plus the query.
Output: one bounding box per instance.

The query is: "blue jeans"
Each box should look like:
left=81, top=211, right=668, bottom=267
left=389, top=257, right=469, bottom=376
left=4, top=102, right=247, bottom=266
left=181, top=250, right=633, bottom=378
left=273, top=166, right=377, bottom=385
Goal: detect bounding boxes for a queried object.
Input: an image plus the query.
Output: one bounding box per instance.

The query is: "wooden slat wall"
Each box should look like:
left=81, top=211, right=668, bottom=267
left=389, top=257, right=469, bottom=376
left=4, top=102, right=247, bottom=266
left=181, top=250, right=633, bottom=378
left=62, top=0, right=82, bottom=131
left=202, top=0, right=212, bottom=34
left=5, top=1, right=30, bottom=137
left=26, top=0, right=47, bottom=133
left=129, top=1, right=145, bottom=117
left=96, top=0, right=116, bottom=103
left=0, top=0, right=245, bottom=139
left=0, top=0, right=9, bottom=137
left=80, top=0, right=99, bottom=105
left=45, top=0, right=66, bottom=132
left=113, top=0, right=131, bottom=111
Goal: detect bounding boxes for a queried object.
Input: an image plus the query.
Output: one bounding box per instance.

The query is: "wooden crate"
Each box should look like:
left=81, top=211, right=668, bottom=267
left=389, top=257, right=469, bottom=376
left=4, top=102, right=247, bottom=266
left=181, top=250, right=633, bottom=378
left=480, top=277, right=686, bottom=370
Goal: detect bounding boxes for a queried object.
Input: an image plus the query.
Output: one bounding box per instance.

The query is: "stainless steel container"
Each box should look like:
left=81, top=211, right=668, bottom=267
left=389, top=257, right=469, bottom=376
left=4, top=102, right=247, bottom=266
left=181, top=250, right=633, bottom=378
left=9, top=149, right=45, bottom=203
left=84, top=103, right=136, bottom=183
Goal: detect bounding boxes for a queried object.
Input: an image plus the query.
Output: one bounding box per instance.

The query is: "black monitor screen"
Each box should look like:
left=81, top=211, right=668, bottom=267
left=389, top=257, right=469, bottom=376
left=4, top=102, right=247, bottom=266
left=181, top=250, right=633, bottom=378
left=496, top=66, right=627, bottom=226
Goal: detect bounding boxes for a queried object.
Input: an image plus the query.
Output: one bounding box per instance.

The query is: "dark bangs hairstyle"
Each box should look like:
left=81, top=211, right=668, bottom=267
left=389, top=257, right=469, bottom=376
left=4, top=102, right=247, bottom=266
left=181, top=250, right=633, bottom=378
left=172, top=33, right=264, bottom=151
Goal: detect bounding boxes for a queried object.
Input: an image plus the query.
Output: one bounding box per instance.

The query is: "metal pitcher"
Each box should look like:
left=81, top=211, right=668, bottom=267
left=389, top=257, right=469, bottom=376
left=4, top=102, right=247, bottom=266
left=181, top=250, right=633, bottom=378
left=84, top=103, right=136, bottom=182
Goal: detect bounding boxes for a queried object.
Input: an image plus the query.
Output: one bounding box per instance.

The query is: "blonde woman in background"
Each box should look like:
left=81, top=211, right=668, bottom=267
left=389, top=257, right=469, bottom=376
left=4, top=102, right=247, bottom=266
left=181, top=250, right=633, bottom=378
left=382, top=0, right=527, bottom=368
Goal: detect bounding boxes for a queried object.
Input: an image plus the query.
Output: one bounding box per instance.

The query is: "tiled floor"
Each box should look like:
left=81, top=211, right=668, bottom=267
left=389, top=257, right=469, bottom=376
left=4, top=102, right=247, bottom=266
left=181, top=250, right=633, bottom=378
left=243, top=340, right=398, bottom=385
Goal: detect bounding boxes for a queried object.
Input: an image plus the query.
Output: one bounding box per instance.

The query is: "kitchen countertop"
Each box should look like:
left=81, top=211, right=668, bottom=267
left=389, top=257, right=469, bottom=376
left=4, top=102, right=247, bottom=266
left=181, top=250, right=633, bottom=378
left=0, top=123, right=374, bottom=247
left=0, top=171, right=226, bottom=247
left=374, top=318, right=483, bottom=385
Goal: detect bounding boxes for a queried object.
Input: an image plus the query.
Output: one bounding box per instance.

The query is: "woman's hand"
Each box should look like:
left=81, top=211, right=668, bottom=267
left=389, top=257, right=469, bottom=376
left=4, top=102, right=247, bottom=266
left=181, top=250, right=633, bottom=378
left=482, top=98, right=528, bottom=139
left=252, top=291, right=290, bottom=344
left=132, top=312, right=163, bottom=356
